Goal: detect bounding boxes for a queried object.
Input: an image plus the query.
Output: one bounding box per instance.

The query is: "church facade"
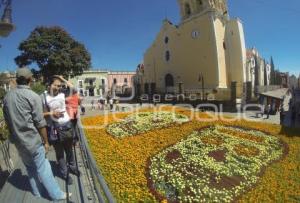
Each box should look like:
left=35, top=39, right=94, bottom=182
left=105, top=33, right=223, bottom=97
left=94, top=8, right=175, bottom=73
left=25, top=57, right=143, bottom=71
left=140, top=0, right=247, bottom=101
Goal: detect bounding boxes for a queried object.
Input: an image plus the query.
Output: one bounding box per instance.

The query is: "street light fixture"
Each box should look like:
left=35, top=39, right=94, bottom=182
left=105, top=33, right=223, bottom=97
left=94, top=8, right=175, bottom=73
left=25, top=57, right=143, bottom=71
left=0, top=0, right=15, bottom=37
left=198, top=73, right=204, bottom=100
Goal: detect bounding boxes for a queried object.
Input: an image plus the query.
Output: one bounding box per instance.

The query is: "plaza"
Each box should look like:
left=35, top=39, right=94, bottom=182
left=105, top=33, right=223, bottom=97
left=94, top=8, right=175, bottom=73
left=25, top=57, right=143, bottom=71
left=0, top=0, right=300, bottom=202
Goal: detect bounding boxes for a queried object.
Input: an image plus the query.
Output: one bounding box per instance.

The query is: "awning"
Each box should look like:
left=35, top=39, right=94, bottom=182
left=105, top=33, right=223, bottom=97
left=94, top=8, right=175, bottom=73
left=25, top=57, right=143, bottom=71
left=259, top=88, right=288, bottom=100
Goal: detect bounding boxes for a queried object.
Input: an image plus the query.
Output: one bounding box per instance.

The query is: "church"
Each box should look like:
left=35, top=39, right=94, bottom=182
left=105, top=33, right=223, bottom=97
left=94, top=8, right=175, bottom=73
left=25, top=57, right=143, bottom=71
left=139, top=0, right=247, bottom=101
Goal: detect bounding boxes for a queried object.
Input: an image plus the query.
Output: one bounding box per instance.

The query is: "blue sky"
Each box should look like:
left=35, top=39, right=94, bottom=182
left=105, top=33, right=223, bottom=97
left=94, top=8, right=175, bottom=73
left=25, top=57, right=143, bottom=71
left=0, top=0, right=299, bottom=76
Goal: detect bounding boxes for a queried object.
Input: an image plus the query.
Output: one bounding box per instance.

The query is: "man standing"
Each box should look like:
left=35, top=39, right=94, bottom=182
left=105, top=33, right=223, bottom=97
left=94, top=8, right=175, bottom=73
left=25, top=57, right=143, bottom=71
left=2, top=67, right=68, bottom=200
left=266, top=104, right=271, bottom=119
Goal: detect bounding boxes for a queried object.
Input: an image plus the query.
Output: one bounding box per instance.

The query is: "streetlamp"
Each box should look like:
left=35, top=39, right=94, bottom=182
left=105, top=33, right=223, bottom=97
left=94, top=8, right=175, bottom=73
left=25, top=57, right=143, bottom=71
left=0, top=0, right=15, bottom=38
left=198, top=73, right=204, bottom=101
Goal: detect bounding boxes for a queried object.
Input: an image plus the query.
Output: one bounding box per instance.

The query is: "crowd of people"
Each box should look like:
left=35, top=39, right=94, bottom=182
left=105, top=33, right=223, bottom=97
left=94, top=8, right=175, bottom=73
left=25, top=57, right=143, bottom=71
left=2, top=67, right=81, bottom=200
left=88, top=95, right=120, bottom=112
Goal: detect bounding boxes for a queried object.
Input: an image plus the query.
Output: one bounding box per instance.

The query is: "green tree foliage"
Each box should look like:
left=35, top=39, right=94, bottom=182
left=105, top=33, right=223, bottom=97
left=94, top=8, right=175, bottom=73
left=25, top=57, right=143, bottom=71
left=0, top=87, right=6, bottom=100
left=275, top=70, right=282, bottom=85
left=15, top=26, right=91, bottom=82
left=270, top=57, right=275, bottom=85
left=0, top=73, right=9, bottom=86
left=263, top=59, right=268, bottom=86
left=31, top=82, right=46, bottom=95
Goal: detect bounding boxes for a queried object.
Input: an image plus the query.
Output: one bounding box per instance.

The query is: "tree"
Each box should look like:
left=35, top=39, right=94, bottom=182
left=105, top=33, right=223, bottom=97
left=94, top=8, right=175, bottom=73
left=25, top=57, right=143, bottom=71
left=0, top=73, right=9, bottom=86
left=263, top=59, right=268, bottom=86
left=31, top=82, right=46, bottom=95
left=31, top=68, right=43, bottom=81
left=254, top=55, right=259, bottom=86
left=274, top=70, right=282, bottom=85
left=0, top=87, right=6, bottom=100
left=270, top=57, right=275, bottom=85
left=15, top=26, right=91, bottom=82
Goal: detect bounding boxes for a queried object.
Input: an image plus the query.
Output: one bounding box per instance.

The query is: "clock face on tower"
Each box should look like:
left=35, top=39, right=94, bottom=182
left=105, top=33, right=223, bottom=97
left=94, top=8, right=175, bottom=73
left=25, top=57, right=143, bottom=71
left=191, top=30, right=200, bottom=39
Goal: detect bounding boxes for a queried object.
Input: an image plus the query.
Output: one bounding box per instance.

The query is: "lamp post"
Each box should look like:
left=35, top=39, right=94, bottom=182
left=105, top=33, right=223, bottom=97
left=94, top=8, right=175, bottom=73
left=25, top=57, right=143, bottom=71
left=198, top=73, right=204, bottom=101
left=0, top=0, right=15, bottom=38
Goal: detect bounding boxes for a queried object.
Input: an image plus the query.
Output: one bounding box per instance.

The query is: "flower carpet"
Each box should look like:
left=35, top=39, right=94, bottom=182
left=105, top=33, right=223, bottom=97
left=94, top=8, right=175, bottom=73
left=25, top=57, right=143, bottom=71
left=106, top=111, right=189, bottom=138
left=82, top=107, right=300, bottom=202
left=148, top=125, right=284, bottom=202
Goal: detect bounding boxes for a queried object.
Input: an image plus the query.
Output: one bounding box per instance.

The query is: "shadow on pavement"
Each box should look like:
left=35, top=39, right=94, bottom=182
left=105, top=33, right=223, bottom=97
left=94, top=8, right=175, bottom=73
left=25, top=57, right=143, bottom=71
left=7, top=169, right=31, bottom=192
left=0, top=170, right=10, bottom=190
left=280, top=126, right=300, bottom=137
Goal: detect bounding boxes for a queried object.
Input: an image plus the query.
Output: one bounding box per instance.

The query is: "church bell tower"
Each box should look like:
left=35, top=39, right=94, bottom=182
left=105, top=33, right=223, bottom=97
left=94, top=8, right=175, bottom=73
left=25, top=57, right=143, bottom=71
left=178, top=0, right=228, bottom=21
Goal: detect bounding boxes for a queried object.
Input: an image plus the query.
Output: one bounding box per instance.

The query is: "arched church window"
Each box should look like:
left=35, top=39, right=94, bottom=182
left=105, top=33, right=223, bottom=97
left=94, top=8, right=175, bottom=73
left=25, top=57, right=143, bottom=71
left=164, top=36, right=169, bottom=44
left=165, top=50, right=170, bottom=61
left=185, top=3, right=191, bottom=16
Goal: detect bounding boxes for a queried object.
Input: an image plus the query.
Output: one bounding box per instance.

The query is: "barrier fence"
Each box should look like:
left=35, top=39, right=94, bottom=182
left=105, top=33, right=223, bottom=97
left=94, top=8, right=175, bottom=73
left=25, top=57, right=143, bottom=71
left=76, top=119, right=116, bottom=203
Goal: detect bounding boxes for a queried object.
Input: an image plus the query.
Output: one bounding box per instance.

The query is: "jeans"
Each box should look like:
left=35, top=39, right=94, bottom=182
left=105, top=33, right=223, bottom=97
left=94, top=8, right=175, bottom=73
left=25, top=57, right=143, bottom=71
left=71, top=119, right=79, bottom=142
left=19, top=144, right=64, bottom=200
left=53, top=138, right=76, bottom=178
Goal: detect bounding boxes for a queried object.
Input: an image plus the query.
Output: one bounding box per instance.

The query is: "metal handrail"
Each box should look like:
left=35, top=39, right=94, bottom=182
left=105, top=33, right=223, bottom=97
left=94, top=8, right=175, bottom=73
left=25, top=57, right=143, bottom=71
left=0, top=119, right=14, bottom=174
left=77, top=119, right=116, bottom=203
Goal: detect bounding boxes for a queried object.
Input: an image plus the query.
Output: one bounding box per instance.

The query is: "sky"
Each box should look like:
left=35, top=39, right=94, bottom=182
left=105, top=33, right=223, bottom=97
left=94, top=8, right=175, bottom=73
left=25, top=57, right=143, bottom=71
left=0, top=0, right=299, bottom=76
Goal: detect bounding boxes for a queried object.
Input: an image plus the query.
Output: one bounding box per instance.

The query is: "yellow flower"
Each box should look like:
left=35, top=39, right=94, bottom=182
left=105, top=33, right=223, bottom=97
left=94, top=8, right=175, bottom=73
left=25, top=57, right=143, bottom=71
left=81, top=106, right=300, bottom=202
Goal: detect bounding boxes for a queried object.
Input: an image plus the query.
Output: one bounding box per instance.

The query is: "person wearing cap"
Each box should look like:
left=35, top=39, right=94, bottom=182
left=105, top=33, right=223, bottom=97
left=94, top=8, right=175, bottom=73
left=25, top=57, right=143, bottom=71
left=2, top=67, right=69, bottom=200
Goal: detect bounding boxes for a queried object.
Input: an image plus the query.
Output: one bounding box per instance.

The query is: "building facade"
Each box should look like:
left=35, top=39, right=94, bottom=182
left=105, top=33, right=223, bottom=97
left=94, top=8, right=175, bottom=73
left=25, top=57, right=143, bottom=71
left=69, top=70, right=109, bottom=97
left=289, top=74, right=298, bottom=89
left=108, top=72, right=135, bottom=96
left=246, top=48, right=271, bottom=92
left=0, top=71, right=16, bottom=91
left=69, top=70, right=135, bottom=97
left=140, top=0, right=247, bottom=101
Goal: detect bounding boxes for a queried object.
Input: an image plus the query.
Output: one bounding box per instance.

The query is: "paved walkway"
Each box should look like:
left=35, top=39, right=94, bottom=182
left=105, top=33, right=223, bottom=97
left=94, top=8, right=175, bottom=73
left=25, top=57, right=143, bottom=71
left=79, top=102, right=281, bottom=125
left=80, top=103, right=151, bottom=118
left=0, top=145, right=94, bottom=203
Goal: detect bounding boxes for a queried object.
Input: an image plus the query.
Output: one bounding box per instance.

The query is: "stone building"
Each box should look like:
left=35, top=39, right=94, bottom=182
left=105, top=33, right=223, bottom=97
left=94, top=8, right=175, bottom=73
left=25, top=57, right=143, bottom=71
left=245, top=48, right=271, bottom=98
